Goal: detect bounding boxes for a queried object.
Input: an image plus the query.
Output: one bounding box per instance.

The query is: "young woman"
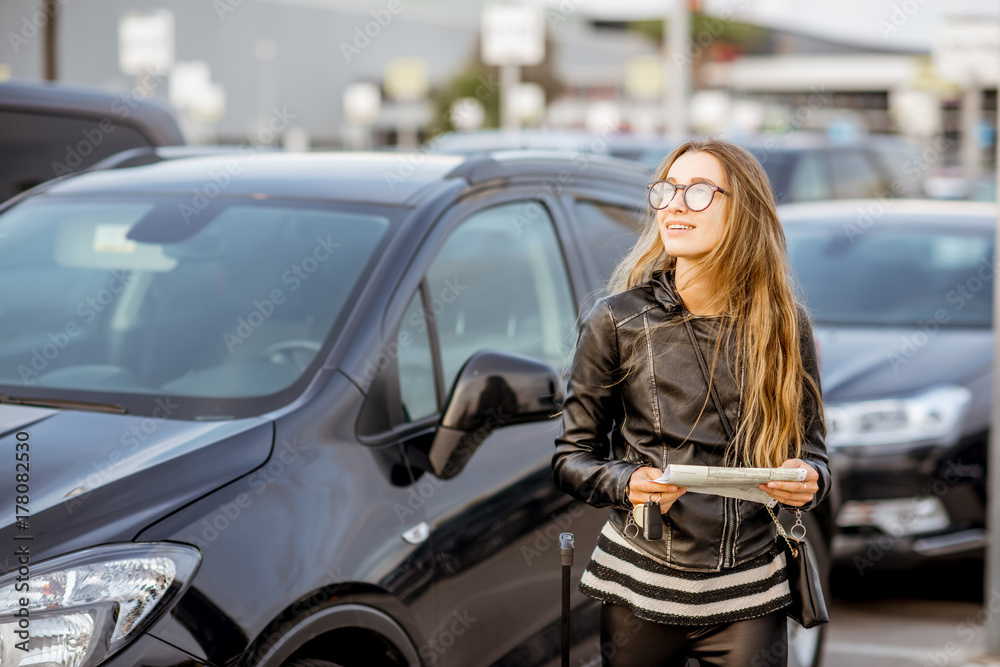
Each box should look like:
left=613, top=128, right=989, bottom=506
left=552, top=138, right=829, bottom=667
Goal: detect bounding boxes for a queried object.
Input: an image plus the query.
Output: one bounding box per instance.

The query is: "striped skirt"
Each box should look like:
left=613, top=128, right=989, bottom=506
left=579, top=520, right=792, bottom=626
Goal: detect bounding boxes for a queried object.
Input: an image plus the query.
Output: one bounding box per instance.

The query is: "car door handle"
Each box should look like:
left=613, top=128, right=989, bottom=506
left=402, top=521, right=430, bottom=544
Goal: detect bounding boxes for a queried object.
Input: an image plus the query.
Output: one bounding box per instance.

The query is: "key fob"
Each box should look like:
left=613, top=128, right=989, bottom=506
left=642, top=500, right=662, bottom=540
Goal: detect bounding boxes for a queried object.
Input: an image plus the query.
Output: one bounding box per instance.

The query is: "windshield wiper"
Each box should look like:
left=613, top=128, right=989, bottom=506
left=0, top=395, right=127, bottom=414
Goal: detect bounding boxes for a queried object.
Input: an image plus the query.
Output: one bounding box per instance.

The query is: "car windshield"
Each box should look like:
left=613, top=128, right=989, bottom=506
left=785, top=222, right=994, bottom=327
left=0, top=194, right=399, bottom=419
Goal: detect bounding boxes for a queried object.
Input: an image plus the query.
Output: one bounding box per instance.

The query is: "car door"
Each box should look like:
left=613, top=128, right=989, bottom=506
left=395, top=191, right=605, bottom=667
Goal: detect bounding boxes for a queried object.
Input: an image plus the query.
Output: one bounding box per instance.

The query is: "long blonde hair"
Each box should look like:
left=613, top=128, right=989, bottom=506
left=604, top=138, right=825, bottom=468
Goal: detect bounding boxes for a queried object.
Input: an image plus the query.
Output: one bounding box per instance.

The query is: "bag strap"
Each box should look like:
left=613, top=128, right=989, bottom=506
left=683, top=318, right=803, bottom=559
left=767, top=504, right=800, bottom=558
left=682, top=318, right=737, bottom=440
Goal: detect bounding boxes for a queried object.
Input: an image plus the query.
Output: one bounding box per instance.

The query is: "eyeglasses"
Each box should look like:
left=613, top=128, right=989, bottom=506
left=647, top=180, right=729, bottom=212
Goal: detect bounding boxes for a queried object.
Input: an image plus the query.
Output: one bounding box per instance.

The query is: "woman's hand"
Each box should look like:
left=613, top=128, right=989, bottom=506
left=628, top=467, right=686, bottom=514
left=759, top=458, right=819, bottom=507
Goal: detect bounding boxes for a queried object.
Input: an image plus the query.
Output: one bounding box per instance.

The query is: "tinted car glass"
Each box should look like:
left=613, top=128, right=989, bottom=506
left=425, top=200, right=577, bottom=390
left=0, top=195, right=397, bottom=418
left=745, top=149, right=796, bottom=203
left=829, top=150, right=887, bottom=198
left=397, top=289, right=437, bottom=422
left=788, top=152, right=832, bottom=202
left=573, top=200, right=644, bottom=288
left=0, top=110, right=155, bottom=200
left=786, top=223, right=994, bottom=327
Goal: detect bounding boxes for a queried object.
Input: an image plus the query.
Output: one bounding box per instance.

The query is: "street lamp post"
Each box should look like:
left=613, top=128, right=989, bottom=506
left=664, top=0, right=690, bottom=136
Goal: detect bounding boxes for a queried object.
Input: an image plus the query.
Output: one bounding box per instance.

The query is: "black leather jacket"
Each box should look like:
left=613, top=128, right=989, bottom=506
left=552, top=268, right=830, bottom=573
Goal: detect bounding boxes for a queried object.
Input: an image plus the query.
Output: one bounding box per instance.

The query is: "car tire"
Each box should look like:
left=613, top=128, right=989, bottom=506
left=784, top=511, right=829, bottom=667
left=280, top=660, right=345, bottom=667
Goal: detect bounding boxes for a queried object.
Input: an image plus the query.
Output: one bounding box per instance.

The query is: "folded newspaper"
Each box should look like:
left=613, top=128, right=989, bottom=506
left=651, top=464, right=807, bottom=507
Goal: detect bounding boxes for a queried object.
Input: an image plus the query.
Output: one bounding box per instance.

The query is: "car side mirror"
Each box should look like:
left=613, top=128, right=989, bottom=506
left=427, top=350, right=563, bottom=480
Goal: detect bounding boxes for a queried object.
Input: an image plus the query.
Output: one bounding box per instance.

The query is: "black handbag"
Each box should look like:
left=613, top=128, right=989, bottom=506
left=682, top=317, right=830, bottom=629
left=767, top=504, right=830, bottom=628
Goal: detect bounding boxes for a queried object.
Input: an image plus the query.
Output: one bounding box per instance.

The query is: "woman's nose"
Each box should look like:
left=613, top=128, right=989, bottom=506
left=666, top=186, right=687, bottom=212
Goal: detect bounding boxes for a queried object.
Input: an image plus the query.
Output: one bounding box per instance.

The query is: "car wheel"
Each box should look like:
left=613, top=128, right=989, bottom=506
left=785, top=511, right=830, bottom=667
left=280, top=660, right=345, bottom=667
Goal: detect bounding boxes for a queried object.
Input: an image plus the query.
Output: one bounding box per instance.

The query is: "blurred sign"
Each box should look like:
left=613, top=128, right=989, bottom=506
left=481, top=3, right=544, bottom=66
left=119, top=9, right=174, bottom=76
left=624, top=55, right=663, bottom=100
left=509, top=82, right=545, bottom=124
left=451, top=98, right=485, bottom=131
left=384, top=57, right=429, bottom=102
left=933, top=18, right=999, bottom=85
left=343, top=82, right=381, bottom=125
left=169, top=61, right=225, bottom=122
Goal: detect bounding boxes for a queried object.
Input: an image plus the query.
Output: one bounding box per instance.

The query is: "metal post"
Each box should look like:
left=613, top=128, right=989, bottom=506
left=664, top=0, right=690, bottom=136
left=500, top=63, right=518, bottom=131
left=559, top=532, right=574, bottom=667
left=985, top=54, right=1000, bottom=656
left=42, top=0, right=57, bottom=81
left=961, top=83, right=982, bottom=196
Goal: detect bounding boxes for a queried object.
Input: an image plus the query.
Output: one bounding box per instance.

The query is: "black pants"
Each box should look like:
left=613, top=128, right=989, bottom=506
left=599, top=602, right=788, bottom=667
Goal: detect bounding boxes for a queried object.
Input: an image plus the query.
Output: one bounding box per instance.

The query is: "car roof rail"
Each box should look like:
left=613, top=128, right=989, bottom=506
left=444, top=155, right=507, bottom=185
left=89, top=145, right=272, bottom=172
left=89, top=146, right=164, bottom=171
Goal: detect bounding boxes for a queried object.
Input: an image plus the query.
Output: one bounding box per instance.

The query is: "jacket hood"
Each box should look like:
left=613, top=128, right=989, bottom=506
left=648, top=267, right=683, bottom=312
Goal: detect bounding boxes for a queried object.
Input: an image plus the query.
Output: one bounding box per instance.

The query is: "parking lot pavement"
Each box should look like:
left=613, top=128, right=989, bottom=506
left=825, top=560, right=998, bottom=667
left=824, top=597, right=986, bottom=667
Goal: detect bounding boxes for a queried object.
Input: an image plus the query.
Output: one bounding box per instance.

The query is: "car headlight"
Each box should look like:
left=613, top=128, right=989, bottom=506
left=825, top=384, right=972, bottom=447
left=0, top=542, right=200, bottom=667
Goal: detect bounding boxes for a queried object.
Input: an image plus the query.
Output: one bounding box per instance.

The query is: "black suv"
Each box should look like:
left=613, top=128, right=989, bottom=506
left=0, top=147, right=832, bottom=667
left=0, top=78, right=186, bottom=202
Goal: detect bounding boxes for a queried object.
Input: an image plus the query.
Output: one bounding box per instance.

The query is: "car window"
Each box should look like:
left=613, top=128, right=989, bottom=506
left=0, top=110, right=155, bottom=201
left=786, top=224, right=993, bottom=326
left=426, top=200, right=577, bottom=392
left=829, top=150, right=888, bottom=199
left=397, top=289, right=437, bottom=422
left=788, top=153, right=832, bottom=202
left=573, top=200, right=644, bottom=290
left=0, top=195, right=398, bottom=419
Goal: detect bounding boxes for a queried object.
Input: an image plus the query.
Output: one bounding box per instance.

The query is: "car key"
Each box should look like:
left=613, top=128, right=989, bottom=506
left=641, top=499, right=662, bottom=540
left=632, top=492, right=662, bottom=540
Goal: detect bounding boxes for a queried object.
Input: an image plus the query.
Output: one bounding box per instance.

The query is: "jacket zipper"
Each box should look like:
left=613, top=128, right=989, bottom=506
left=722, top=497, right=737, bottom=567
left=682, top=317, right=743, bottom=570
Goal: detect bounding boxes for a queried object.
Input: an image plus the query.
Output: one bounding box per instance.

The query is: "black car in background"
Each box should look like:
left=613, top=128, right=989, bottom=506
left=780, top=199, right=994, bottom=571
left=428, top=129, right=927, bottom=206
left=0, top=148, right=832, bottom=667
left=0, top=78, right=186, bottom=201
